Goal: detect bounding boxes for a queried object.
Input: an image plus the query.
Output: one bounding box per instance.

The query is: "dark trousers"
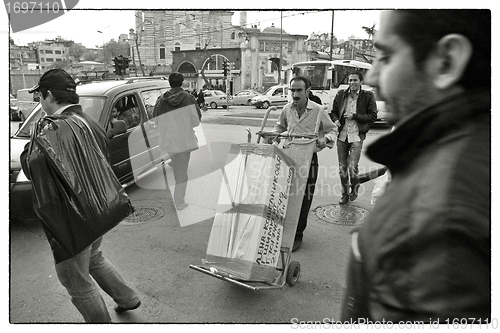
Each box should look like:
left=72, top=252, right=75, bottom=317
left=337, top=140, right=363, bottom=195
left=170, top=151, right=191, bottom=206
left=296, top=153, right=319, bottom=241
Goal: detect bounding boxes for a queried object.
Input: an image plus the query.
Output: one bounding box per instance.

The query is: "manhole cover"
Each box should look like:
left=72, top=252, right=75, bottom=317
left=315, top=204, right=369, bottom=226
left=122, top=206, right=165, bottom=225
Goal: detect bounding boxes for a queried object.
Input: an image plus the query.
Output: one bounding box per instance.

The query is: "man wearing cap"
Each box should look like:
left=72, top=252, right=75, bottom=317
left=153, top=72, right=202, bottom=210
left=20, top=69, right=141, bottom=323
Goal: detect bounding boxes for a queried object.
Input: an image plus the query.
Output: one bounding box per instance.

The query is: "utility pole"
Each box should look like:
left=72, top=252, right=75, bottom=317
left=278, top=11, right=283, bottom=85
left=97, top=30, right=108, bottom=78
left=329, top=11, right=334, bottom=61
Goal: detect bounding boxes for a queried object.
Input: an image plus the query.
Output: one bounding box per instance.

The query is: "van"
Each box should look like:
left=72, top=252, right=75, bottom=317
left=11, top=77, right=171, bottom=221
left=250, top=85, right=289, bottom=109
left=16, top=88, right=40, bottom=122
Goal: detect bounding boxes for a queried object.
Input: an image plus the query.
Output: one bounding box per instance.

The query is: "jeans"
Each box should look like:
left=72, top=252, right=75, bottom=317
left=170, top=151, right=191, bottom=206
left=337, top=140, right=363, bottom=195
left=296, top=153, right=319, bottom=241
left=55, top=237, right=140, bottom=323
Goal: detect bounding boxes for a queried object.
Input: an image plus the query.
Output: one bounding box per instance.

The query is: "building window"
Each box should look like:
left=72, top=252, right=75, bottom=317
left=175, top=23, right=180, bottom=36
left=159, top=44, right=165, bottom=59
left=55, top=50, right=61, bottom=54
left=46, top=58, right=53, bottom=62
left=231, top=31, right=235, bottom=39
left=45, top=50, right=53, bottom=54
left=195, top=43, right=201, bottom=50
left=40, top=50, right=44, bottom=54
left=175, top=43, right=181, bottom=51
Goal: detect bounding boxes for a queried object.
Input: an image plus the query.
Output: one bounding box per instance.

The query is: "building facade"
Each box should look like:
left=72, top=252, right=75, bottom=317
left=133, top=10, right=308, bottom=93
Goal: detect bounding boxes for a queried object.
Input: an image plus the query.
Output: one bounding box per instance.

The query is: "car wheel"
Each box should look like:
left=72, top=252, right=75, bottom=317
left=262, top=101, right=270, bottom=109
left=210, top=102, right=218, bottom=109
left=246, top=99, right=252, bottom=106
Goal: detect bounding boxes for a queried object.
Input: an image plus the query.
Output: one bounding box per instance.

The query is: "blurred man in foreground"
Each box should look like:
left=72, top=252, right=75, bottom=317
left=341, top=10, right=491, bottom=322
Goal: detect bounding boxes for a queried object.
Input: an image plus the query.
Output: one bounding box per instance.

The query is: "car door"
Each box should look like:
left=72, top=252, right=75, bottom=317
left=136, top=87, right=170, bottom=168
left=234, top=91, right=247, bottom=105
left=106, top=93, right=147, bottom=182
left=270, top=87, right=283, bottom=105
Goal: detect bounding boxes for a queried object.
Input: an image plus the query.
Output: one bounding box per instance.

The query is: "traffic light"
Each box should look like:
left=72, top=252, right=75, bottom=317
left=113, top=56, right=121, bottom=76
left=223, top=60, right=228, bottom=77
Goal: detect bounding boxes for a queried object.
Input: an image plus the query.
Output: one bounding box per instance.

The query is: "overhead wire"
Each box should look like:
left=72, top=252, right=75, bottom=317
left=134, top=10, right=323, bottom=45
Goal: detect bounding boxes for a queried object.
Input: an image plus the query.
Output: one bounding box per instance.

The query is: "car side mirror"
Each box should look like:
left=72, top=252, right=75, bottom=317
left=112, top=120, right=127, bottom=135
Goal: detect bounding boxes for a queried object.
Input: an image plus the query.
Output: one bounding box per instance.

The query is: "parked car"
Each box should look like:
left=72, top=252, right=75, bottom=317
left=370, top=87, right=391, bottom=127
left=16, top=88, right=40, bottom=122
left=250, top=85, right=289, bottom=109
left=10, top=93, right=19, bottom=120
left=203, top=90, right=229, bottom=109
left=231, top=89, right=261, bottom=106
left=10, top=77, right=171, bottom=221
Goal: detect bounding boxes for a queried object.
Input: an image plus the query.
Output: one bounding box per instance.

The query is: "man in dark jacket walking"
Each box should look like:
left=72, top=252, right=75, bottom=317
left=153, top=72, right=202, bottom=210
left=330, top=72, right=378, bottom=204
left=341, top=10, right=491, bottom=322
left=20, top=69, right=140, bottom=323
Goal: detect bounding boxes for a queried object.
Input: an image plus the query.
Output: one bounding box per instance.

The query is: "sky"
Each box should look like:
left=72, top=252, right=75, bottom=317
left=6, top=9, right=380, bottom=48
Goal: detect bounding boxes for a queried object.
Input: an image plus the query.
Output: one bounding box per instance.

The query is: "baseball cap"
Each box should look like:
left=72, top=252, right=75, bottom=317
left=28, top=68, right=77, bottom=93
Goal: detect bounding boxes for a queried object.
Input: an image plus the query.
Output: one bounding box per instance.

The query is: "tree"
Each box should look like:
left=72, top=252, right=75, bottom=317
left=83, top=50, right=97, bottom=62
left=68, top=43, right=86, bottom=62
left=51, top=60, right=69, bottom=69
left=362, top=23, right=376, bottom=39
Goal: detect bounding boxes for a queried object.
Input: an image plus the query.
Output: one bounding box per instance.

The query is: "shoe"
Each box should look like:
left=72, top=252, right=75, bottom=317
left=114, top=301, right=141, bottom=313
left=292, top=239, right=302, bottom=252
left=176, top=202, right=188, bottom=210
left=349, top=184, right=360, bottom=201
left=339, top=194, right=349, bottom=205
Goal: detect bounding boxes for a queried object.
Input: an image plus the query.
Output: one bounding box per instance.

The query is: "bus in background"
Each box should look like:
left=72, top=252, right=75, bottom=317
left=290, top=59, right=389, bottom=126
left=290, top=59, right=372, bottom=107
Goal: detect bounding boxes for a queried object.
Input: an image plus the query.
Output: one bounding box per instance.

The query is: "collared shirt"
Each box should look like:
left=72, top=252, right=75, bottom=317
left=273, top=99, right=337, bottom=148
left=339, top=90, right=361, bottom=143
left=54, top=104, right=78, bottom=115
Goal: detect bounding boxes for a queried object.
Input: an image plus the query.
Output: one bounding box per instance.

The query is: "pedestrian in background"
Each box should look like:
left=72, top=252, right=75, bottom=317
left=20, top=69, right=140, bottom=323
left=153, top=72, right=202, bottom=210
left=267, top=76, right=337, bottom=252
left=341, top=10, right=491, bottom=322
left=196, top=88, right=206, bottom=111
left=330, top=71, right=378, bottom=204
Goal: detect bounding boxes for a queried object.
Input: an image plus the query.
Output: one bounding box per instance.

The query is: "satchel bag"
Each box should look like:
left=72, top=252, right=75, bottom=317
left=26, top=114, right=133, bottom=258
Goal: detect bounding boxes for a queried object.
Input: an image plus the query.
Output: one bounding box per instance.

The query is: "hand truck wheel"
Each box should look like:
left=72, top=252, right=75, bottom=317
left=286, top=261, right=301, bottom=286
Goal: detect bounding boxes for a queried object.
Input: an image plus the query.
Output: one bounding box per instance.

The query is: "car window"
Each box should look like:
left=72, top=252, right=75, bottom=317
left=215, top=91, right=224, bottom=96
left=273, top=88, right=282, bottom=96
left=204, top=92, right=211, bottom=97
left=140, top=88, right=166, bottom=119
left=113, top=95, right=141, bottom=130
left=15, top=103, right=44, bottom=138
left=79, top=97, right=106, bottom=123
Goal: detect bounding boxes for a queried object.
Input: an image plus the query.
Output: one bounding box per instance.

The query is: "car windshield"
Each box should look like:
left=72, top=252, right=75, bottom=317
left=263, top=87, right=273, bottom=95
left=14, top=96, right=106, bottom=138
left=214, top=91, right=225, bottom=96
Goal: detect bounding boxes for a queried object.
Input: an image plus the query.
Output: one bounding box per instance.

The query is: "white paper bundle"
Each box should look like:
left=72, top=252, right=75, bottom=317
left=205, top=144, right=294, bottom=282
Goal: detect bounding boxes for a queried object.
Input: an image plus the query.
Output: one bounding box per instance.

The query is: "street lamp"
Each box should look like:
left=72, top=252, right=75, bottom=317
left=97, top=30, right=107, bottom=77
